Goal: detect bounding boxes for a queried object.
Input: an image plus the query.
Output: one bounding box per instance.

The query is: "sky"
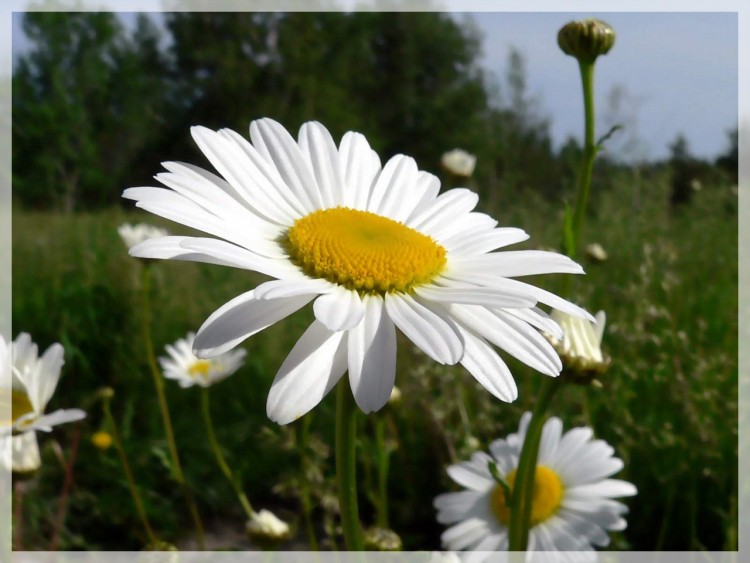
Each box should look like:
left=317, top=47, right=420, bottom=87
left=8, top=7, right=740, bottom=162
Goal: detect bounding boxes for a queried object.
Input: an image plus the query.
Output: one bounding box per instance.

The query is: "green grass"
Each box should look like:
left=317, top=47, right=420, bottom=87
left=10, top=169, right=737, bottom=551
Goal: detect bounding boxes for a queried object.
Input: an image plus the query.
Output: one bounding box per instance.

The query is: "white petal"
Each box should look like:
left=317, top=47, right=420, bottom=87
left=216, top=127, right=308, bottom=220
left=266, top=321, right=348, bottom=424
left=384, top=293, right=463, bottom=365
left=313, top=286, right=366, bottom=332
left=443, top=227, right=530, bottom=255
left=434, top=490, right=486, bottom=524
left=254, top=278, right=335, bottom=300
left=446, top=454, right=496, bottom=492
left=441, top=517, right=491, bottom=551
left=407, top=188, right=478, bottom=235
left=194, top=291, right=314, bottom=357
left=449, top=250, right=585, bottom=278
left=415, top=284, right=536, bottom=310
left=347, top=295, right=397, bottom=413
left=402, top=171, right=441, bottom=223
left=27, top=343, right=64, bottom=414
left=567, top=479, right=637, bottom=499
left=30, top=409, right=86, bottom=432
left=366, top=155, right=419, bottom=220
left=430, top=211, right=498, bottom=242
left=339, top=131, right=381, bottom=209
left=538, top=416, right=562, bottom=465
left=504, top=307, right=564, bottom=341
left=298, top=121, right=344, bottom=207
left=250, top=118, right=323, bottom=211
left=449, top=304, right=561, bottom=376
left=458, top=326, right=518, bottom=402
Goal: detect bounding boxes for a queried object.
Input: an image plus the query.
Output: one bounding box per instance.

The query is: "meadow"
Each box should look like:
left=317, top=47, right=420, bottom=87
left=10, top=165, right=738, bottom=551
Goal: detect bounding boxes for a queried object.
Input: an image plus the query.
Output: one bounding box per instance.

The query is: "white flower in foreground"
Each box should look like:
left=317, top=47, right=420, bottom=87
left=118, top=222, right=169, bottom=250
left=1, top=334, right=85, bottom=472
left=246, top=509, right=291, bottom=541
left=159, top=332, right=246, bottom=388
left=442, top=148, right=477, bottom=177
left=123, top=118, right=591, bottom=424
left=434, top=412, right=636, bottom=559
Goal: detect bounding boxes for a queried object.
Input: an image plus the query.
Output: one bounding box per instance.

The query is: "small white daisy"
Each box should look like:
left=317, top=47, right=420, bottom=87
left=159, top=332, right=246, bottom=388
left=118, top=222, right=169, bottom=250
left=1, top=334, right=85, bottom=472
left=441, top=149, right=477, bottom=177
left=434, top=412, right=636, bottom=559
left=123, top=118, right=591, bottom=424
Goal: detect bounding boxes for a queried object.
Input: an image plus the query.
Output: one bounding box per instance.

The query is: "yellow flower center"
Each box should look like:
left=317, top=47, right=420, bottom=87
left=490, top=465, right=564, bottom=526
left=188, top=360, right=213, bottom=380
left=285, top=207, right=447, bottom=293
left=11, top=390, right=35, bottom=424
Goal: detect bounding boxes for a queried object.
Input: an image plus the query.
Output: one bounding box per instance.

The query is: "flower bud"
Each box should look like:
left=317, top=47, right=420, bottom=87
left=441, top=149, right=476, bottom=177
left=246, top=509, right=291, bottom=544
left=91, top=431, right=113, bottom=450
left=363, top=526, right=403, bottom=551
left=558, top=19, right=616, bottom=63
left=545, top=310, right=611, bottom=385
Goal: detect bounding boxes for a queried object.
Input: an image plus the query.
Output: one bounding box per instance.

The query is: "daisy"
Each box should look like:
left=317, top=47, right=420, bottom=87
left=434, top=412, right=636, bottom=559
left=1, top=334, right=86, bottom=471
left=118, top=222, right=169, bottom=250
left=545, top=310, right=611, bottom=383
left=123, top=118, right=591, bottom=424
left=159, top=332, right=246, bottom=388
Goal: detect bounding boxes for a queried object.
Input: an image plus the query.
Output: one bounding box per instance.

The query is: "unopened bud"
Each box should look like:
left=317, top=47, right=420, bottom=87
left=363, top=526, right=403, bottom=551
left=558, top=19, right=616, bottom=63
left=91, top=431, right=113, bottom=450
left=246, top=509, right=291, bottom=544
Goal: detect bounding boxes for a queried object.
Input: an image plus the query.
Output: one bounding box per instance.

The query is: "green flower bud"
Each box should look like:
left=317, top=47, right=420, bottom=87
left=558, top=19, right=616, bottom=63
left=363, top=526, right=403, bottom=551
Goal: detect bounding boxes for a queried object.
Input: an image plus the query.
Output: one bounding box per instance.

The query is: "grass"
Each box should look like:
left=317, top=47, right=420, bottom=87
left=10, top=167, right=737, bottom=551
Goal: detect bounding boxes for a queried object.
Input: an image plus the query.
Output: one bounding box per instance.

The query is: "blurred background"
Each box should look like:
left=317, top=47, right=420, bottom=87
left=10, top=9, right=738, bottom=552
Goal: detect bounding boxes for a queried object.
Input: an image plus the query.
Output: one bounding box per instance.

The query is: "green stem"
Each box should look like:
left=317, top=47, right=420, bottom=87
left=335, top=379, right=364, bottom=550
left=570, top=60, right=597, bottom=258
left=103, top=397, right=158, bottom=545
left=140, top=264, right=205, bottom=549
left=374, top=416, right=390, bottom=528
left=508, top=377, right=562, bottom=551
left=201, top=387, right=256, bottom=520
left=298, top=415, right=320, bottom=551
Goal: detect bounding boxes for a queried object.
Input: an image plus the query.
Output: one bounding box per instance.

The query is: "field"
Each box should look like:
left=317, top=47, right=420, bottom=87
left=10, top=167, right=738, bottom=551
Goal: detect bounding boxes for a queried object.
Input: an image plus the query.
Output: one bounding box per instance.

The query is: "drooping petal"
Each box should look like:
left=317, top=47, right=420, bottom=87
left=384, top=293, right=463, bottom=365
left=347, top=295, right=397, bottom=413
left=457, top=325, right=518, bottom=402
left=266, top=321, right=348, bottom=425
left=194, top=291, right=315, bottom=357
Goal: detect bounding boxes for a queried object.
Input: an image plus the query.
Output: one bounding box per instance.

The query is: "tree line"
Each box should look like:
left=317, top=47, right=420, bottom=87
left=12, top=12, right=737, bottom=212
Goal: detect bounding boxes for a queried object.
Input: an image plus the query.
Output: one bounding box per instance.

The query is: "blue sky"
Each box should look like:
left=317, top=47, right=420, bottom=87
left=10, top=10, right=738, bottom=162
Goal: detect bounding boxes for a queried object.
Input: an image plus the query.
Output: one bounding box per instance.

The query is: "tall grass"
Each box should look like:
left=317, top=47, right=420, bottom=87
left=11, top=168, right=737, bottom=550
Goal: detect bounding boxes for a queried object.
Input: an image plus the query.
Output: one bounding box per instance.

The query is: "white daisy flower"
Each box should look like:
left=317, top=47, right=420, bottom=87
left=123, top=118, right=591, bottom=424
left=434, top=412, right=637, bottom=559
left=546, top=311, right=610, bottom=383
left=158, top=332, right=246, bottom=388
left=118, top=222, right=169, bottom=250
left=441, top=148, right=477, bottom=177
left=1, top=333, right=86, bottom=436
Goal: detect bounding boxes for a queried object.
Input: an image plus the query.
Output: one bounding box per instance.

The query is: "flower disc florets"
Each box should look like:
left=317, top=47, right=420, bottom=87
left=286, top=206, right=447, bottom=293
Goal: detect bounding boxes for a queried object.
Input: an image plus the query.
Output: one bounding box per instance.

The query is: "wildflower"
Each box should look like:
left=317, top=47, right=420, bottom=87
left=1, top=334, right=85, bottom=472
left=124, top=118, right=591, bottom=424
left=246, top=509, right=291, bottom=542
left=388, top=385, right=402, bottom=405
left=364, top=526, right=403, bottom=551
left=435, top=412, right=636, bottom=556
left=585, top=243, right=608, bottom=262
left=159, top=332, right=246, bottom=388
left=546, top=310, right=611, bottom=384
left=91, top=431, right=113, bottom=450
left=118, top=223, right=169, bottom=250
left=441, top=149, right=477, bottom=177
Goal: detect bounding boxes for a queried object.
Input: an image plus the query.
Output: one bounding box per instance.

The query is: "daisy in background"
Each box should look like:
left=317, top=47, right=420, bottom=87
left=159, top=332, right=246, bottom=388
left=434, top=412, right=636, bottom=560
left=118, top=222, right=169, bottom=250
left=123, top=117, right=591, bottom=424
left=1, top=333, right=86, bottom=473
left=441, top=149, right=477, bottom=177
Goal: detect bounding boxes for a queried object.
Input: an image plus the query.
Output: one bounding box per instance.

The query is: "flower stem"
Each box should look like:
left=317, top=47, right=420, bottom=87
left=374, top=416, right=390, bottom=529
left=298, top=414, right=320, bottom=551
left=140, top=264, right=205, bottom=549
left=102, top=396, right=158, bottom=545
left=335, top=379, right=364, bottom=550
left=48, top=427, right=80, bottom=551
left=508, top=377, right=562, bottom=551
left=200, top=386, right=256, bottom=520
left=570, top=60, right=597, bottom=258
